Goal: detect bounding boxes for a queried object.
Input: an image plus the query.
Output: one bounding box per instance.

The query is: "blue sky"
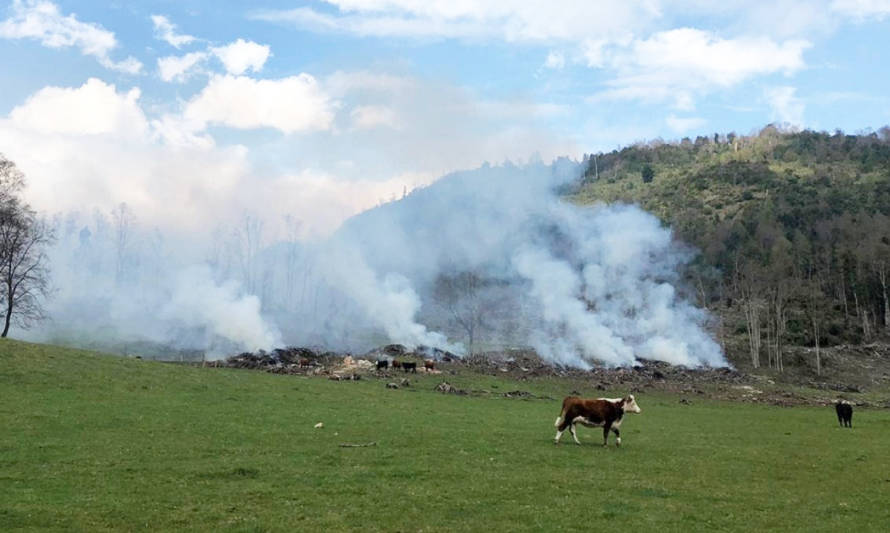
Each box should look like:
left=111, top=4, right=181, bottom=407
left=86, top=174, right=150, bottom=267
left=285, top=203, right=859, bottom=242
left=0, top=0, right=889, bottom=236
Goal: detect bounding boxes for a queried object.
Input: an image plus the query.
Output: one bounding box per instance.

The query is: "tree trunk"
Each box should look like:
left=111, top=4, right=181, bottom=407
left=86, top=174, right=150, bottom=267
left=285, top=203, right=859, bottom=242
left=862, top=308, right=871, bottom=341
left=878, top=266, right=889, bottom=329
left=812, top=315, right=821, bottom=376
left=744, top=299, right=761, bottom=368
left=2, top=300, right=12, bottom=338
left=773, top=295, right=786, bottom=373
left=839, top=276, right=848, bottom=324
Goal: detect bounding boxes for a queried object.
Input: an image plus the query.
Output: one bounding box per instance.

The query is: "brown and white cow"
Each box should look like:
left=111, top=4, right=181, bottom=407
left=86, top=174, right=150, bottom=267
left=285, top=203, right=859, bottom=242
left=554, top=395, right=641, bottom=447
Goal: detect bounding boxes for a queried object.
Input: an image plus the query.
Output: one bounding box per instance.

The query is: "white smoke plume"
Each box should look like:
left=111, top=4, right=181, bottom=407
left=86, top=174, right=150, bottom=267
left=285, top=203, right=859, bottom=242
left=318, top=160, right=726, bottom=367
left=28, top=159, right=725, bottom=367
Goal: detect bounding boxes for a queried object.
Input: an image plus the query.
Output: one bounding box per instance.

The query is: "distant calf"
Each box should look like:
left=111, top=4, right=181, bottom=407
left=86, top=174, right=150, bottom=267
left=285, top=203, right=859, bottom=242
left=392, top=360, right=401, bottom=369
left=402, top=362, right=417, bottom=373
left=554, top=395, right=641, bottom=447
left=376, top=359, right=389, bottom=370
left=835, top=400, right=853, bottom=428
left=424, top=359, right=435, bottom=371
left=299, top=358, right=311, bottom=368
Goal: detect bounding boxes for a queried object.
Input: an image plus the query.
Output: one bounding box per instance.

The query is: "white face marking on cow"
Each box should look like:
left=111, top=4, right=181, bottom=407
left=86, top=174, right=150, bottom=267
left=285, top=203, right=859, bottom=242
left=598, top=396, right=641, bottom=413
left=624, top=395, right=642, bottom=413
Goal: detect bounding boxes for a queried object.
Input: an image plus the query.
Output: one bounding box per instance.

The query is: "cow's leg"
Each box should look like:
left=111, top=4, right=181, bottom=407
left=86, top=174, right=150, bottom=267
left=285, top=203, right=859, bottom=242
left=611, top=426, right=621, bottom=447
left=555, top=417, right=573, bottom=444
left=602, top=423, right=612, bottom=446
left=570, top=423, right=581, bottom=445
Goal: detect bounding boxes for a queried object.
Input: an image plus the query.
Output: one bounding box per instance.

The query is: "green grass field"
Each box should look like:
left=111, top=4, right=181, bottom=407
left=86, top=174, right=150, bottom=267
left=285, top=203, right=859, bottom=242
left=2, top=339, right=889, bottom=532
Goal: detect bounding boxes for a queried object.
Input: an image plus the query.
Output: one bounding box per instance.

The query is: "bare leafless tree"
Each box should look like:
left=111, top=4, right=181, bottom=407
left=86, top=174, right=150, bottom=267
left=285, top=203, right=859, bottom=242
left=231, top=212, right=263, bottom=295
left=0, top=154, right=26, bottom=202
left=0, top=213, right=53, bottom=340
left=433, top=271, right=506, bottom=354
left=0, top=155, right=54, bottom=337
left=111, top=202, right=134, bottom=284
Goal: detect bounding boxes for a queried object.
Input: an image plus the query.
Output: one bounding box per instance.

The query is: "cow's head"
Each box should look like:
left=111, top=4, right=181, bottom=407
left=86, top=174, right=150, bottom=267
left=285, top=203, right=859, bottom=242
left=622, top=394, right=641, bottom=413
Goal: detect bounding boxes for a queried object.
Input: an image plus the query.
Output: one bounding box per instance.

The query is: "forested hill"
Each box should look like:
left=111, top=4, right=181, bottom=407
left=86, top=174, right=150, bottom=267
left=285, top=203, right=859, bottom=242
left=568, top=125, right=890, bottom=371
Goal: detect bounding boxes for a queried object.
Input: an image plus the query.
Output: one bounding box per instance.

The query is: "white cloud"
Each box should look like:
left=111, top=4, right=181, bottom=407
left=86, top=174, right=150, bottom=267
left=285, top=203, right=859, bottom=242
left=831, top=0, right=890, bottom=20
left=665, top=114, right=706, bottom=133
left=157, top=51, right=208, bottom=82
left=543, top=50, right=565, bottom=70
left=1, top=69, right=577, bottom=239
left=9, top=77, right=148, bottom=137
left=590, top=28, right=810, bottom=109
left=314, top=70, right=578, bottom=179
left=325, top=71, right=418, bottom=96
left=350, top=105, right=399, bottom=130
left=251, top=1, right=660, bottom=43
left=254, top=4, right=817, bottom=111
left=211, top=39, right=271, bottom=75
left=184, top=74, right=335, bottom=134
left=581, top=38, right=612, bottom=68
left=150, top=14, right=197, bottom=48
left=0, top=0, right=142, bottom=73
left=0, top=82, right=280, bottom=235
left=765, top=85, right=805, bottom=126
left=149, top=114, right=216, bottom=149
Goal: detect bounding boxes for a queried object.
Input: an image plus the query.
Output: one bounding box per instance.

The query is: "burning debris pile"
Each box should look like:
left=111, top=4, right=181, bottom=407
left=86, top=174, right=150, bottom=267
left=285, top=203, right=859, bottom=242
left=213, top=343, right=747, bottom=390
left=363, top=344, right=458, bottom=362
left=222, top=347, right=321, bottom=370
left=461, top=349, right=748, bottom=386
left=214, top=343, right=455, bottom=377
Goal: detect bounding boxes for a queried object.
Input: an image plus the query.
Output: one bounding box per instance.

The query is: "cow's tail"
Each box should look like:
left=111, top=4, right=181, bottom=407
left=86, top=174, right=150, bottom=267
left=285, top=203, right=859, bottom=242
left=555, top=400, right=569, bottom=427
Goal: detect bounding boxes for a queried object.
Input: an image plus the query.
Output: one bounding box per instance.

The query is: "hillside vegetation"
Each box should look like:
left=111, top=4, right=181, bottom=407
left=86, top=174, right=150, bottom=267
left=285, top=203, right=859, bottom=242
left=3, top=339, right=890, bottom=531
left=570, top=125, right=890, bottom=373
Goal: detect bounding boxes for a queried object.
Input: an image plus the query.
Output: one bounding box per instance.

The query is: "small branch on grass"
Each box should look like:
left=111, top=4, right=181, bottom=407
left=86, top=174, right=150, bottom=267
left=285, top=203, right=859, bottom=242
left=339, top=442, right=377, bottom=448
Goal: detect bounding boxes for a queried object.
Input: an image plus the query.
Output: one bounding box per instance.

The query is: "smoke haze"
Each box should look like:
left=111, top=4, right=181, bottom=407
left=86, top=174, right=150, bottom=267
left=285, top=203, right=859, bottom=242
left=28, top=159, right=726, bottom=368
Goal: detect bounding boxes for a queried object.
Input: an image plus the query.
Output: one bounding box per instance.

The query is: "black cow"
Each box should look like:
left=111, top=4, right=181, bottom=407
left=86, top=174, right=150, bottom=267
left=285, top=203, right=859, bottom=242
left=835, top=400, right=853, bottom=428
left=376, top=359, right=389, bottom=370
left=402, top=362, right=417, bottom=373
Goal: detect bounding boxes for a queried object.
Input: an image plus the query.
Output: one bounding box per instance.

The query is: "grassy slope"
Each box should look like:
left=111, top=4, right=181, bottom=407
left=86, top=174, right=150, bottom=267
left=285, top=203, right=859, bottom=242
left=2, top=339, right=889, bottom=532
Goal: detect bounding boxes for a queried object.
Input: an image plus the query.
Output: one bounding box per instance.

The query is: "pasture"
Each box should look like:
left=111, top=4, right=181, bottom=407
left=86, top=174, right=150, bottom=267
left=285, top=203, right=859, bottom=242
left=2, top=339, right=889, bottom=532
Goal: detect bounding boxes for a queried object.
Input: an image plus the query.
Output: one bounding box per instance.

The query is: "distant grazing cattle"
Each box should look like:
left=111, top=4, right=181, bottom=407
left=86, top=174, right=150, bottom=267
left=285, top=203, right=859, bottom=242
left=554, top=395, right=641, bottom=447
left=299, top=358, right=311, bottom=368
left=836, top=400, right=853, bottom=428
left=392, top=360, right=402, bottom=369
left=424, top=359, right=435, bottom=371
left=402, top=362, right=417, bottom=373
left=376, top=359, right=389, bottom=370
